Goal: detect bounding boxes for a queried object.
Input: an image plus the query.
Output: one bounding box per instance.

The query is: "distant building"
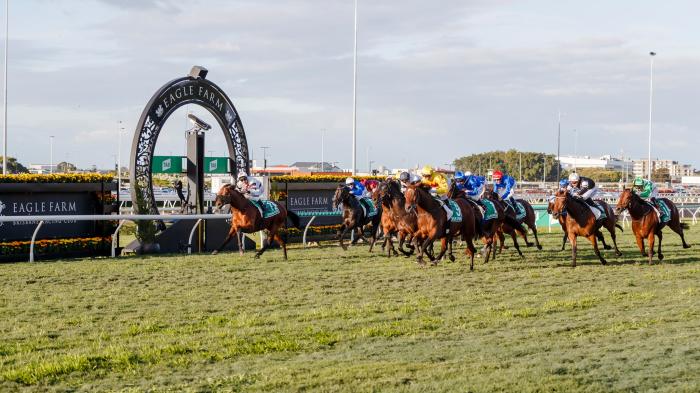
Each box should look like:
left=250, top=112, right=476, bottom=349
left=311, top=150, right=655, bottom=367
left=289, top=162, right=343, bottom=173
left=633, top=159, right=694, bottom=180
left=559, top=155, right=633, bottom=172
left=28, top=164, right=56, bottom=174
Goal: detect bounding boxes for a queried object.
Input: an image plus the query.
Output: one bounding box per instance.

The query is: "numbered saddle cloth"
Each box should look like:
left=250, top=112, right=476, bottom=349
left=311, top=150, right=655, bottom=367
left=655, top=199, right=671, bottom=223
left=481, top=199, right=498, bottom=221
left=252, top=200, right=281, bottom=219
left=591, top=200, right=607, bottom=220
left=446, top=199, right=462, bottom=223
left=514, top=201, right=527, bottom=221
left=359, top=197, right=378, bottom=218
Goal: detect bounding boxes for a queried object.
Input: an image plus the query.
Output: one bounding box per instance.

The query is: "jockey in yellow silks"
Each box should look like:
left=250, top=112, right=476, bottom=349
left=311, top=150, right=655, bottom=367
left=420, top=165, right=448, bottom=196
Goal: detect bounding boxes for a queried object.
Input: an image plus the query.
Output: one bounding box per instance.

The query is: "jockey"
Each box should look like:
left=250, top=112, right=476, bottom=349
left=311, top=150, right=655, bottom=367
left=492, top=170, right=517, bottom=213
left=236, top=173, right=264, bottom=210
left=464, top=172, right=486, bottom=201
left=632, top=177, right=658, bottom=205
left=558, top=179, right=569, bottom=190
left=363, top=179, right=380, bottom=195
left=420, top=165, right=448, bottom=195
left=568, top=172, right=604, bottom=220
left=409, top=173, right=422, bottom=186
left=345, top=177, right=366, bottom=199
left=454, top=171, right=467, bottom=190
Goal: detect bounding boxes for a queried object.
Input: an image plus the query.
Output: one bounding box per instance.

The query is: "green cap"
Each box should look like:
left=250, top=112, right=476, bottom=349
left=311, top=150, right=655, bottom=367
left=633, top=177, right=645, bottom=186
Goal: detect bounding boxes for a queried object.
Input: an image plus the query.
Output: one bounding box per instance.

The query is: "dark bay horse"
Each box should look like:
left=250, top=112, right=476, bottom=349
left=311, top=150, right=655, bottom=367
left=405, top=185, right=478, bottom=269
left=484, top=191, right=532, bottom=258
left=213, top=185, right=300, bottom=259
left=447, top=182, right=503, bottom=263
left=333, top=185, right=382, bottom=251
left=550, top=189, right=610, bottom=267
left=615, top=188, right=690, bottom=264
left=547, top=196, right=623, bottom=255
left=375, top=180, right=417, bottom=257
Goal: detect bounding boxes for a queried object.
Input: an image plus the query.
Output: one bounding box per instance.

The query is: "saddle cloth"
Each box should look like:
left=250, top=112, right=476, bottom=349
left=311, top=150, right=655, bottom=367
left=655, top=199, right=671, bottom=223
left=513, top=201, right=527, bottom=221
left=446, top=199, right=462, bottom=223
left=589, top=200, right=607, bottom=221
left=481, top=199, right=498, bottom=221
left=359, top=197, right=378, bottom=218
left=251, top=199, right=281, bottom=219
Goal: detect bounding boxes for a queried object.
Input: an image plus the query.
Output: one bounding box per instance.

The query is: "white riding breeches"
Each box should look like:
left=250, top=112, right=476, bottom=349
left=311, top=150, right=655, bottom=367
left=580, top=187, right=599, bottom=200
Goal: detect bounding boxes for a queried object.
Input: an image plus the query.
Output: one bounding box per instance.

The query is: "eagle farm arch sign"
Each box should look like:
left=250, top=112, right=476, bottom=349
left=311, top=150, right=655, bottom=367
left=129, top=66, right=250, bottom=215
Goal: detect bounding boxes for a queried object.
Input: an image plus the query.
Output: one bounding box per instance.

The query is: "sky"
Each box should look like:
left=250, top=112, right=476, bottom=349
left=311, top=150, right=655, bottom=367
left=4, top=0, right=700, bottom=172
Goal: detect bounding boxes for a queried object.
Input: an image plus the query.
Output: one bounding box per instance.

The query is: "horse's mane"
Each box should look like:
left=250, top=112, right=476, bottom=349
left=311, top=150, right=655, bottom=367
left=416, top=183, right=432, bottom=192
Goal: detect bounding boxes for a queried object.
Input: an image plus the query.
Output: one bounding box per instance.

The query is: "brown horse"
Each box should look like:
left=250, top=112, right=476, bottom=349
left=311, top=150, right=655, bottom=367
left=375, top=180, right=417, bottom=257
left=332, top=185, right=382, bottom=251
left=213, top=185, right=300, bottom=259
left=405, top=185, right=478, bottom=269
left=493, top=197, right=542, bottom=252
left=615, top=188, right=690, bottom=264
left=550, top=189, right=610, bottom=267
left=547, top=196, right=623, bottom=255
left=447, top=182, right=504, bottom=263
left=484, top=191, right=531, bottom=258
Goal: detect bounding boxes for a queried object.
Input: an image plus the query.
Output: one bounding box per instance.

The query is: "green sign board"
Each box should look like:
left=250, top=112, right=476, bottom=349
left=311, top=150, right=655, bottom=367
left=152, top=156, right=184, bottom=174
left=204, top=157, right=229, bottom=174
left=152, top=156, right=229, bottom=174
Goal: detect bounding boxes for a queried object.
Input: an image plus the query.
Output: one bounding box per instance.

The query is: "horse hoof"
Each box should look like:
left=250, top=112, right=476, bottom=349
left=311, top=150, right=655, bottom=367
left=536, top=244, right=543, bottom=250
left=616, top=252, right=623, bottom=257
left=603, top=245, right=612, bottom=250
left=211, top=250, right=218, bottom=255
left=526, top=242, right=534, bottom=247
left=683, top=244, right=691, bottom=249
left=254, top=254, right=261, bottom=259
left=658, top=254, right=664, bottom=261
left=449, top=254, right=456, bottom=262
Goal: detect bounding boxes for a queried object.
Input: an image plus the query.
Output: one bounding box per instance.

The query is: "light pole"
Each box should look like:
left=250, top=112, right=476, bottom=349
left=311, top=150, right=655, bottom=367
left=647, top=51, right=656, bottom=180
left=351, top=0, right=358, bottom=175
left=321, top=128, right=325, bottom=171
left=2, top=0, right=8, bottom=174
left=117, top=121, right=124, bottom=190
left=556, top=110, right=562, bottom=181
left=573, top=129, right=578, bottom=172
left=260, top=146, right=270, bottom=172
left=49, top=135, right=54, bottom=174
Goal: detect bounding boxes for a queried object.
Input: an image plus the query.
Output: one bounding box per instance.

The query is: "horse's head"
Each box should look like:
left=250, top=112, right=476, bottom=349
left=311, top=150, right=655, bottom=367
left=333, top=185, right=351, bottom=210
left=214, top=184, right=246, bottom=213
left=404, top=185, right=417, bottom=214
left=546, top=195, right=555, bottom=215
left=550, top=189, right=568, bottom=219
left=615, top=188, right=633, bottom=215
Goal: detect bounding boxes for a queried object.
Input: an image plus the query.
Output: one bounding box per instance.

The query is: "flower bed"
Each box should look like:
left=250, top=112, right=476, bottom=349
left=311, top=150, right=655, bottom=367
left=271, top=175, right=385, bottom=183
left=0, top=173, right=113, bottom=184
left=0, top=237, right=112, bottom=257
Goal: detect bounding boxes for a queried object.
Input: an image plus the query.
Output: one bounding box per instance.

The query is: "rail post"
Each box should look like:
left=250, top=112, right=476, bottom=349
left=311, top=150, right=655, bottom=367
left=302, top=216, right=317, bottom=247
left=29, top=221, right=45, bottom=262
left=111, top=220, right=126, bottom=257
left=187, top=219, right=203, bottom=254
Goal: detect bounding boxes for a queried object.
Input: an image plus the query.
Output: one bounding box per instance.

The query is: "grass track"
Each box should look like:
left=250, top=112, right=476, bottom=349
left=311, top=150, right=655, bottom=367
left=0, top=228, right=699, bottom=392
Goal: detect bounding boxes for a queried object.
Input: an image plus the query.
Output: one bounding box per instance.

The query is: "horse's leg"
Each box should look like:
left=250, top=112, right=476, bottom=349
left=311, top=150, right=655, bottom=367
left=647, top=231, right=655, bottom=265
left=431, top=237, right=449, bottom=265
left=338, top=224, right=348, bottom=251
left=596, top=230, right=611, bottom=250
left=466, top=238, right=476, bottom=271
left=561, top=231, right=568, bottom=251
left=587, top=234, right=607, bottom=265
left=237, top=231, right=245, bottom=256
left=669, top=219, right=691, bottom=249
left=656, top=231, right=664, bottom=262
left=273, top=232, right=288, bottom=260
left=608, top=225, right=622, bottom=257
left=498, top=231, right=506, bottom=252
left=510, top=231, right=524, bottom=258
left=254, top=229, right=271, bottom=259
left=212, top=226, right=237, bottom=255
left=635, top=233, right=646, bottom=258
left=569, top=233, right=577, bottom=268
left=528, top=219, right=543, bottom=250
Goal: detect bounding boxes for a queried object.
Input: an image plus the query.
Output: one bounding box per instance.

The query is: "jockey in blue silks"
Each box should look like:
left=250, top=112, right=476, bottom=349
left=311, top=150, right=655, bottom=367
left=345, top=177, right=366, bottom=199
left=493, top=170, right=517, bottom=213
left=559, top=179, right=569, bottom=190
left=465, top=173, right=486, bottom=201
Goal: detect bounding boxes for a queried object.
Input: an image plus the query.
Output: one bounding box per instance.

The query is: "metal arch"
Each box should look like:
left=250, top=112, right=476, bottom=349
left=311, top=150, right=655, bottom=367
left=129, top=67, right=250, bottom=216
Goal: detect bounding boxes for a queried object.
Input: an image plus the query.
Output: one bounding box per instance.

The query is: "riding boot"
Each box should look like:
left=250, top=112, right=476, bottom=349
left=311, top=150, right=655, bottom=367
left=585, top=198, right=604, bottom=221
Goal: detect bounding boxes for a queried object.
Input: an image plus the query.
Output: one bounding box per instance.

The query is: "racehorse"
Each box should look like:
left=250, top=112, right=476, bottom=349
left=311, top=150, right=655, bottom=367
left=547, top=196, right=623, bottom=255
left=484, top=191, right=532, bottom=258
left=447, top=182, right=504, bottom=263
left=212, top=185, right=301, bottom=259
left=333, top=185, right=382, bottom=251
left=374, top=180, right=417, bottom=257
left=615, top=188, right=690, bottom=264
left=405, top=184, right=478, bottom=269
left=550, top=189, right=611, bottom=267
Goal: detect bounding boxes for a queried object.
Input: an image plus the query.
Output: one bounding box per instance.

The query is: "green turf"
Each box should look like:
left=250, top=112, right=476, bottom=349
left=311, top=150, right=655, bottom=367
left=0, top=227, right=699, bottom=392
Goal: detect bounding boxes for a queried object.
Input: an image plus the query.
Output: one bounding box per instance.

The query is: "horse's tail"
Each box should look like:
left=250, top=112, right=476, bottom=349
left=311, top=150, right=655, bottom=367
left=286, top=210, right=302, bottom=229
left=503, top=215, right=526, bottom=235
left=615, top=224, right=624, bottom=232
